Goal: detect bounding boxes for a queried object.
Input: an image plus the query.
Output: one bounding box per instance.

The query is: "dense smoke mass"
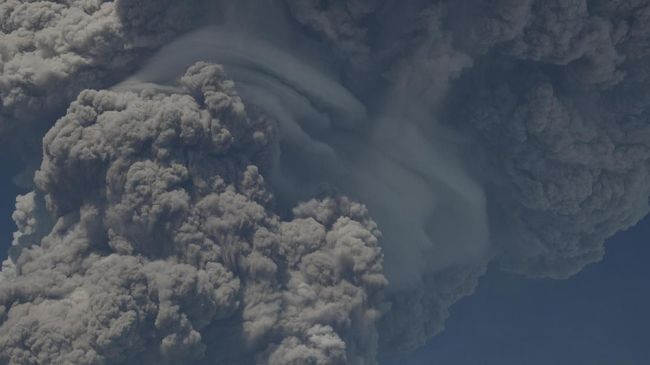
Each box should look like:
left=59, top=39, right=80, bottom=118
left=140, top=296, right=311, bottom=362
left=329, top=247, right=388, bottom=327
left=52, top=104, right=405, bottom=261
left=1, top=63, right=386, bottom=364
left=1, top=0, right=650, bottom=364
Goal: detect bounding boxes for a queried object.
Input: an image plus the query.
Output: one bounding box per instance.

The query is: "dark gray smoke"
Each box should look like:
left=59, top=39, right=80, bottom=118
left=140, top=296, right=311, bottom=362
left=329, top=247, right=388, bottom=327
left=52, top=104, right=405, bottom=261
left=114, top=23, right=490, bottom=284
left=0, top=63, right=386, bottom=364
left=0, top=0, right=207, bottom=165
left=1, top=0, right=650, bottom=363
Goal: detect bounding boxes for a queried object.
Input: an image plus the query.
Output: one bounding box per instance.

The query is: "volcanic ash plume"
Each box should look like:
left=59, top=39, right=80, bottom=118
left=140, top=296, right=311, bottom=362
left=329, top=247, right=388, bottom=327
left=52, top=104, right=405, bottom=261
left=2, top=0, right=650, bottom=363
left=0, top=0, right=207, bottom=159
left=0, top=63, right=386, bottom=365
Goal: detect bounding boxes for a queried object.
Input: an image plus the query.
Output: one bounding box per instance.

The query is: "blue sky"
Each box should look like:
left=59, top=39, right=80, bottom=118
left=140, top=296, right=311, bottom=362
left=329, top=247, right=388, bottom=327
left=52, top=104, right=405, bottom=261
left=383, top=216, right=650, bottom=365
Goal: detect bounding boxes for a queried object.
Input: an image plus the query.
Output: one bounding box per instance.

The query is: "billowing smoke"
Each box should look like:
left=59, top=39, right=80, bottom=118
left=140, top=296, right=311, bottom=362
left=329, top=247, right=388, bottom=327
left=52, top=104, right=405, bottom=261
left=447, top=0, right=650, bottom=278
left=1, top=0, right=650, bottom=363
left=1, top=63, right=386, bottom=364
left=114, top=23, right=489, bottom=284
left=0, top=0, right=208, bottom=165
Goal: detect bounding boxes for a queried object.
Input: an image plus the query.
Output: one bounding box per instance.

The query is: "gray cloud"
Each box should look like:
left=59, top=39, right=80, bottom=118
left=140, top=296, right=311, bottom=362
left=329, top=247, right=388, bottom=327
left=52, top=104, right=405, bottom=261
left=277, top=0, right=650, bottom=349
left=0, top=63, right=386, bottom=365
left=2, top=0, right=650, bottom=363
left=448, top=0, right=650, bottom=279
left=378, top=264, right=486, bottom=352
left=109, top=21, right=491, bottom=357
left=0, top=0, right=205, bottom=160
left=114, top=23, right=490, bottom=283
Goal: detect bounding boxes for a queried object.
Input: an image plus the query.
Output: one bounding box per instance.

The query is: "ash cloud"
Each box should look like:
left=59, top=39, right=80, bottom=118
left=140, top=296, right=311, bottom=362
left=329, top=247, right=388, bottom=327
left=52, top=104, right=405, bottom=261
left=449, top=0, right=650, bottom=278
left=0, top=0, right=207, bottom=161
left=115, top=22, right=489, bottom=281
left=1, top=0, right=650, bottom=363
left=0, top=63, right=386, bottom=365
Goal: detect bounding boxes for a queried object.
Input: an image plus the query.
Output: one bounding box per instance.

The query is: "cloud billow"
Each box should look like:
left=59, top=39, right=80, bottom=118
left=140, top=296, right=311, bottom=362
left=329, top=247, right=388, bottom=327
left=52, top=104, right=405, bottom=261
left=0, top=63, right=386, bottom=365
left=1, top=0, right=650, bottom=363
left=0, top=0, right=205, bottom=158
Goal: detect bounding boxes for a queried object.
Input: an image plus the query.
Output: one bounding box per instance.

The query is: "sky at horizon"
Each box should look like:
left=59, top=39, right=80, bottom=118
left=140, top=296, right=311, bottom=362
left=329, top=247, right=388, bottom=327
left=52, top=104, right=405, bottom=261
left=383, top=215, right=650, bottom=365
